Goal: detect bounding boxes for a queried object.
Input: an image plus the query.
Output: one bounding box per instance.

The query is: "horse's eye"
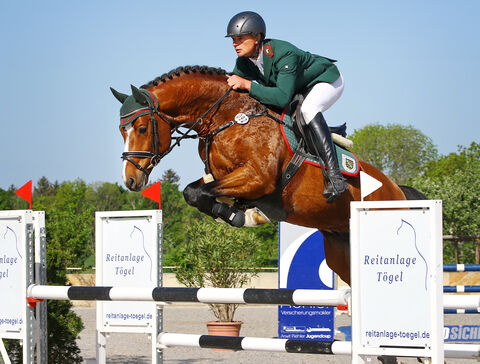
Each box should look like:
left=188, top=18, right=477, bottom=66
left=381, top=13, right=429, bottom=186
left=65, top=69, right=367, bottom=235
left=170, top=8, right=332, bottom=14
left=138, top=126, right=148, bottom=134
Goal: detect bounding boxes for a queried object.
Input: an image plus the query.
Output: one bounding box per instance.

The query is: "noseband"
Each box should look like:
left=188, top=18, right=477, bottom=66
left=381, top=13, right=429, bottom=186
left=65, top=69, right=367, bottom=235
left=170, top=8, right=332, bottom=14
left=121, top=87, right=233, bottom=177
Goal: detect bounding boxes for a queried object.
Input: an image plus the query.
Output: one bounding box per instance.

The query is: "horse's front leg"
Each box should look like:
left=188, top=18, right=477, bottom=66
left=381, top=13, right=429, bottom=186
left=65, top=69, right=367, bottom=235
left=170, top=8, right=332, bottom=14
left=210, top=164, right=277, bottom=227
left=183, top=178, right=246, bottom=227
left=183, top=178, right=217, bottom=218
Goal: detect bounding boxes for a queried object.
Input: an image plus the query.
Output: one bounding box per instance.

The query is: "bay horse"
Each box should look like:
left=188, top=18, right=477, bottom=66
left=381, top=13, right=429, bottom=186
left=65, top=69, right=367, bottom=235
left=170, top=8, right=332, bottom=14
left=111, top=65, right=423, bottom=285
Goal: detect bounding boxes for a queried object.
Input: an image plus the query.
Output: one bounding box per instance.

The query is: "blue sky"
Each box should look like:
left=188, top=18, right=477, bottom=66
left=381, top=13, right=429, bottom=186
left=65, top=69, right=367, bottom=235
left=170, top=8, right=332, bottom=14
left=1, top=1, right=478, bottom=191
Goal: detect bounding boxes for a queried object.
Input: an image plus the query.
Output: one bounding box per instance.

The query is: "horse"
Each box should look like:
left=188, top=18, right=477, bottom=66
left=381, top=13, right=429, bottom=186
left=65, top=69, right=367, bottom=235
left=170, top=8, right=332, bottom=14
left=111, top=65, right=424, bottom=285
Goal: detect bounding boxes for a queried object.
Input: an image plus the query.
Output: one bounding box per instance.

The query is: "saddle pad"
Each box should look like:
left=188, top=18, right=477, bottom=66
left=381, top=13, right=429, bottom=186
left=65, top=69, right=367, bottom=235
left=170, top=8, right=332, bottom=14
left=280, top=113, right=360, bottom=176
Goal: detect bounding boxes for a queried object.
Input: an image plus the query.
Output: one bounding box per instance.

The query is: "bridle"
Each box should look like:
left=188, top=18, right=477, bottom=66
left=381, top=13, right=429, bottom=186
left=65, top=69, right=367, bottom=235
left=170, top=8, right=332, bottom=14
left=121, top=87, right=234, bottom=177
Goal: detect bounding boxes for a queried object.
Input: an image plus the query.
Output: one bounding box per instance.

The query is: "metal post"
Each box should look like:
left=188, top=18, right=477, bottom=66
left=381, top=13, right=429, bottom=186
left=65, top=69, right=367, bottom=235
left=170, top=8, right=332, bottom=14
left=34, top=211, right=48, bottom=364
left=24, top=223, right=35, bottom=364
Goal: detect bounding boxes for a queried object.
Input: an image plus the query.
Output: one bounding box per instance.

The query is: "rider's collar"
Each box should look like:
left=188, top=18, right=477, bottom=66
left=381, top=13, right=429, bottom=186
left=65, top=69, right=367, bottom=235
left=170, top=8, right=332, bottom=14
left=250, top=44, right=264, bottom=62
left=119, top=89, right=159, bottom=127
left=250, top=45, right=264, bottom=74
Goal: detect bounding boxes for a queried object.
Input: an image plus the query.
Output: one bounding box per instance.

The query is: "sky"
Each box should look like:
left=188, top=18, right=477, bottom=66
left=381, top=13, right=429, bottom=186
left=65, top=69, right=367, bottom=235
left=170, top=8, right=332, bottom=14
left=1, top=1, right=478, bottom=191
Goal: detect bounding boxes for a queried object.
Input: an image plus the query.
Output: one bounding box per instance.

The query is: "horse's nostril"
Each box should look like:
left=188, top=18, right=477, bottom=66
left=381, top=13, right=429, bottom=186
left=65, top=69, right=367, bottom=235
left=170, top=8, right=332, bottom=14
left=128, top=177, right=136, bottom=190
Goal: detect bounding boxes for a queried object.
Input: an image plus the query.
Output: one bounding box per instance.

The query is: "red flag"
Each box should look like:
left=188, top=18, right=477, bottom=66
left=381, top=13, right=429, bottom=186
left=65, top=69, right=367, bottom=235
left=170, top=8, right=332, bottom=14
left=141, top=181, right=161, bottom=209
left=16, top=180, right=32, bottom=209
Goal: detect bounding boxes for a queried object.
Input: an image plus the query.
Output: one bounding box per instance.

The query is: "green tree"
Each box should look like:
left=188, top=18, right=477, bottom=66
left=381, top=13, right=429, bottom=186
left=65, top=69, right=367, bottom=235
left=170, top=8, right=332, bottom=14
left=0, top=188, right=14, bottom=209
left=350, top=123, right=438, bottom=184
left=47, top=180, right=95, bottom=269
left=412, top=142, right=480, bottom=263
left=86, top=181, right=126, bottom=211
left=34, top=176, right=59, bottom=197
left=162, top=168, right=180, bottom=185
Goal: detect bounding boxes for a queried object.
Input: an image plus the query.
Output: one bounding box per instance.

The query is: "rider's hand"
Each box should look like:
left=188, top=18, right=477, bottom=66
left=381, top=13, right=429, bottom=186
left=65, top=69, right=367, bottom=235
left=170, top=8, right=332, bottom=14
left=226, top=74, right=251, bottom=91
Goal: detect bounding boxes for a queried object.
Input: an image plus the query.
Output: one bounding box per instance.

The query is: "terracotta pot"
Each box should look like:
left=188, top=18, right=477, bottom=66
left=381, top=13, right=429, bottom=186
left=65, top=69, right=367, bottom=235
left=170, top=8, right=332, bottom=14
left=205, top=321, right=243, bottom=351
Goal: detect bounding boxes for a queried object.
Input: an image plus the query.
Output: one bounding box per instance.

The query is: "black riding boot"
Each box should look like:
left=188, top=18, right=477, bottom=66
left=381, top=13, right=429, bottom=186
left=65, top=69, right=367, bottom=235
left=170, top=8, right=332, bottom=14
left=306, top=112, right=348, bottom=203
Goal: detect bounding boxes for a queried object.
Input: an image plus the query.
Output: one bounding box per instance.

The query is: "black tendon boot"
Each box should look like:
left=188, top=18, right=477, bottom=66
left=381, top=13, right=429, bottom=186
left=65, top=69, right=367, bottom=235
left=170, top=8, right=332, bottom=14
left=306, top=112, right=348, bottom=203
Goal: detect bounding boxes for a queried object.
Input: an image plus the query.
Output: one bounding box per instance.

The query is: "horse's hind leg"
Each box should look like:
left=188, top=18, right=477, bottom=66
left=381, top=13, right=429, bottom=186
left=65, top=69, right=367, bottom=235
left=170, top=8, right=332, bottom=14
left=322, top=231, right=351, bottom=285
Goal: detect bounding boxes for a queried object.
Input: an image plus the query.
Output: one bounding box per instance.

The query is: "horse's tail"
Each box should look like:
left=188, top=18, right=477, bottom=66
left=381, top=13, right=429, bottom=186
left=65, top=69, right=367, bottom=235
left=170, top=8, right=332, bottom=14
left=399, top=185, right=427, bottom=200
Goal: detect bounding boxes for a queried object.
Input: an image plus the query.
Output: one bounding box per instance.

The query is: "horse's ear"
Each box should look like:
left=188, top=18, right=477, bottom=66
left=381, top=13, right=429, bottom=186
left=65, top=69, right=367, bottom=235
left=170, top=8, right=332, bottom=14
left=131, top=85, right=148, bottom=105
left=110, top=87, right=128, bottom=104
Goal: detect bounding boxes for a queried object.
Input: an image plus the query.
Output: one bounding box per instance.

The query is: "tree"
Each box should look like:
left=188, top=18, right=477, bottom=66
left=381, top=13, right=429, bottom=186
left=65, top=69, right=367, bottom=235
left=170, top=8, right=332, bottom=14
left=411, top=142, right=480, bottom=263
left=34, top=176, right=59, bottom=198
left=162, top=168, right=180, bottom=185
left=350, top=123, right=438, bottom=184
left=46, top=180, right=95, bottom=269
left=86, top=182, right=126, bottom=211
left=0, top=188, right=14, bottom=210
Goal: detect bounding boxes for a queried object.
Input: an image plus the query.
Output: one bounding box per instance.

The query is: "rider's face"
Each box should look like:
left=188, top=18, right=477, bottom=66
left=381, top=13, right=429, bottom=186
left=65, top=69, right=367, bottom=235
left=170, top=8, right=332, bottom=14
left=231, top=35, right=259, bottom=58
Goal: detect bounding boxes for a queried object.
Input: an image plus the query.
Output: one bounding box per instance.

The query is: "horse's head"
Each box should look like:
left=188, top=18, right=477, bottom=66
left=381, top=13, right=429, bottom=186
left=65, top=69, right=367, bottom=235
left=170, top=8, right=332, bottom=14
left=111, top=85, right=172, bottom=191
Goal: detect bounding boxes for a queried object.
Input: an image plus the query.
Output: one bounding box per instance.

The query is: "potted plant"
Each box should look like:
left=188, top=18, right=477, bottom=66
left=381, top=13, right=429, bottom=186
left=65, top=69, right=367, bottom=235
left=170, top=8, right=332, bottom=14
left=175, top=219, right=263, bottom=339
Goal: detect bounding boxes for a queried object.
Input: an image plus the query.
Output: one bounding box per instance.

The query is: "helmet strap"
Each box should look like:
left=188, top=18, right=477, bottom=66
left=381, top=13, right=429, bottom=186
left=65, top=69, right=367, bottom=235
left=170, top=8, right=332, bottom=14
left=251, top=34, right=263, bottom=59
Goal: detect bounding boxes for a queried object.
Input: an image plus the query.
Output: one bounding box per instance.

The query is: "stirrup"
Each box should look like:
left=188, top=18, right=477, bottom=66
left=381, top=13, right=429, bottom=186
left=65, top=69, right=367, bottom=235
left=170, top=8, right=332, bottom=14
left=323, top=173, right=348, bottom=203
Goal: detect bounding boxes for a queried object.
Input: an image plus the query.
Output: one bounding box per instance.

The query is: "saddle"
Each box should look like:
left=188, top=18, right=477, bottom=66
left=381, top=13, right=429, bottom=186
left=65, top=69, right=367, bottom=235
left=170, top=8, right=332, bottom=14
left=288, top=94, right=350, bottom=148
left=279, top=94, right=358, bottom=190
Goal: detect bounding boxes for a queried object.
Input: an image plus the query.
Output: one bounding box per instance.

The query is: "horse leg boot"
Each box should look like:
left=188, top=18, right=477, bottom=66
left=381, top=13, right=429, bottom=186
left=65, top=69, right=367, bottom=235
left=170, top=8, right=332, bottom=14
left=184, top=179, right=245, bottom=227
left=306, top=112, right=348, bottom=203
left=212, top=202, right=245, bottom=227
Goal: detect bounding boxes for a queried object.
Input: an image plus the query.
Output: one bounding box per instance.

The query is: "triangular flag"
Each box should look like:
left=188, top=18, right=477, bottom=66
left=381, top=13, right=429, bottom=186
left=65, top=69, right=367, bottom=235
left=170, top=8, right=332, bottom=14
left=360, top=171, right=383, bottom=201
left=16, top=180, right=33, bottom=209
left=141, top=181, right=161, bottom=209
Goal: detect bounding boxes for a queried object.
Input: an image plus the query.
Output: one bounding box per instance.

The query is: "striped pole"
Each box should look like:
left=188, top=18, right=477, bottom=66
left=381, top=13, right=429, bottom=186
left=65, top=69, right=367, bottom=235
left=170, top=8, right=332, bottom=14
left=445, top=309, right=480, bottom=314
left=158, top=333, right=350, bottom=355
left=27, top=285, right=480, bottom=309
left=444, top=286, right=480, bottom=293
left=444, top=264, right=480, bottom=272
left=27, top=285, right=350, bottom=306
left=157, top=333, right=480, bottom=359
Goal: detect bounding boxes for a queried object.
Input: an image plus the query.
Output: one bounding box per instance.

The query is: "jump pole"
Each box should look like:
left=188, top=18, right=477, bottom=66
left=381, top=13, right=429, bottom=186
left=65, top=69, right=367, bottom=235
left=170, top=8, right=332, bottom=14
left=27, top=285, right=351, bottom=306
left=26, top=285, right=480, bottom=311
left=157, top=333, right=480, bottom=359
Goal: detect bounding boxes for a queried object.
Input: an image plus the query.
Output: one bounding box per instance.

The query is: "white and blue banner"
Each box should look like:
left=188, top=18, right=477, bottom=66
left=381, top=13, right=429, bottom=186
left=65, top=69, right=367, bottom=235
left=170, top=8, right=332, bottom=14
left=278, top=222, right=334, bottom=341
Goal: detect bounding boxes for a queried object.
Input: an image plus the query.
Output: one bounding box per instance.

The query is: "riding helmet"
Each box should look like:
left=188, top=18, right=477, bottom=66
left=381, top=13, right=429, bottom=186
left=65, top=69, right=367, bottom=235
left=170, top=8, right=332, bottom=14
left=226, top=11, right=266, bottom=39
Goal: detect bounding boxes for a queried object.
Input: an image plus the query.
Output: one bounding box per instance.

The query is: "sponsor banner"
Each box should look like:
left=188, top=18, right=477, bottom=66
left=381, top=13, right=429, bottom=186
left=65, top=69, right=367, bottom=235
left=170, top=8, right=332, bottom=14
left=278, top=222, right=334, bottom=341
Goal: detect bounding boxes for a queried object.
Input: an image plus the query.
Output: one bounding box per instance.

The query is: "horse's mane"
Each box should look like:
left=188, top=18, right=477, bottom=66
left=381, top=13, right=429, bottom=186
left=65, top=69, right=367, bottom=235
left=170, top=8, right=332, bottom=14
left=141, top=65, right=227, bottom=89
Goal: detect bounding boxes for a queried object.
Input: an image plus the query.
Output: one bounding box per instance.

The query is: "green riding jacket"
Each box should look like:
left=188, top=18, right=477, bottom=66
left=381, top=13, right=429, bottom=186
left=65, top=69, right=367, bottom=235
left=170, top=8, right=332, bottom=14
left=232, top=38, right=340, bottom=108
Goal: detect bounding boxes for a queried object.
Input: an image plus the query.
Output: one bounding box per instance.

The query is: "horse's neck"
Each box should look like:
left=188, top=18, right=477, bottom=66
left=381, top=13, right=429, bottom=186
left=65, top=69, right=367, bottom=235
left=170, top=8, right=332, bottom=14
left=153, top=77, right=230, bottom=133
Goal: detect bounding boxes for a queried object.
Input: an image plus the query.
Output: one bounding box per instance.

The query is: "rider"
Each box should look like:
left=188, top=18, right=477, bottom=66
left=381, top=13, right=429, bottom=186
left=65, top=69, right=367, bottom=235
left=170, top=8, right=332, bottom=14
left=225, top=11, right=348, bottom=203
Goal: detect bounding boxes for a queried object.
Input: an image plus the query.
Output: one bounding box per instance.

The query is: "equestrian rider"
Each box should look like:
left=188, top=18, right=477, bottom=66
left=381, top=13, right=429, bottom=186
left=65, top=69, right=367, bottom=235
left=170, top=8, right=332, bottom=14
left=226, top=11, right=348, bottom=203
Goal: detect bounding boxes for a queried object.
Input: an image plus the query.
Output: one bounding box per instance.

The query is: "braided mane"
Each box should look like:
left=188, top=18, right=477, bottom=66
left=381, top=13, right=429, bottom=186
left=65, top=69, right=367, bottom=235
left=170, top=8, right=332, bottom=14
left=141, top=65, right=227, bottom=89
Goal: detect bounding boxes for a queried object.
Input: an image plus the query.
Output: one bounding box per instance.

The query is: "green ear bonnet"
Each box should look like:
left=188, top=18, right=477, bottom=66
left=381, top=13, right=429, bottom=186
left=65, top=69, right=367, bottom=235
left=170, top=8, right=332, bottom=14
left=119, top=89, right=159, bottom=127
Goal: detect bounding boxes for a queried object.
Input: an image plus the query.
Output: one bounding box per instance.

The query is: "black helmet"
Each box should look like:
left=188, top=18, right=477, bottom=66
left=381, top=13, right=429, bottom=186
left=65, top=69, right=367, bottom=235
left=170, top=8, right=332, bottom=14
left=226, top=11, right=266, bottom=39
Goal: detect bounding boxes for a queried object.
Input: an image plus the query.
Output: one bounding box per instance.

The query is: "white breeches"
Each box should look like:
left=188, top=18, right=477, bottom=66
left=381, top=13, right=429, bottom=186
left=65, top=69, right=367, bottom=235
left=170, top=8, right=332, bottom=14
left=301, top=73, right=344, bottom=124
